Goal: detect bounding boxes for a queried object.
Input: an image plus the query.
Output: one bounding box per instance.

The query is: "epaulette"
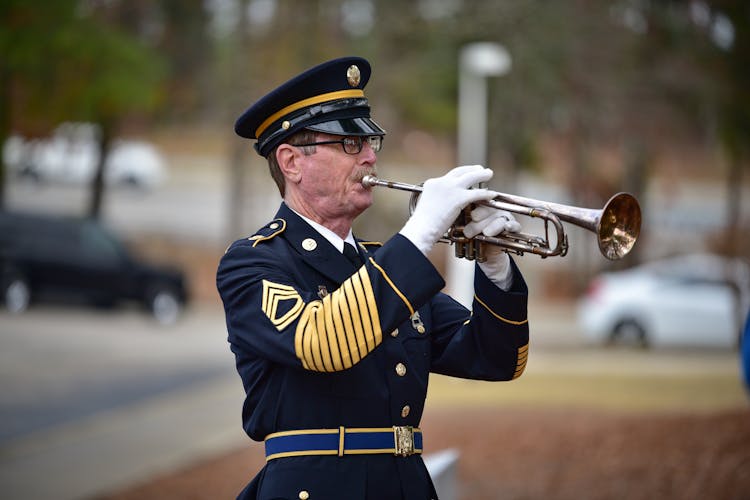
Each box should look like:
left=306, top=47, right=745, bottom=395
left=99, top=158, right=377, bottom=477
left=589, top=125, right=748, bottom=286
left=247, top=218, right=287, bottom=247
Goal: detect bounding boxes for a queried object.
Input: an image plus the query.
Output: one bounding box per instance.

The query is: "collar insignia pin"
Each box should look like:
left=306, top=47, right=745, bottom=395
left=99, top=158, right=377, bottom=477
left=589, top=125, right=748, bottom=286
left=411, top=311, right=426, bottom=334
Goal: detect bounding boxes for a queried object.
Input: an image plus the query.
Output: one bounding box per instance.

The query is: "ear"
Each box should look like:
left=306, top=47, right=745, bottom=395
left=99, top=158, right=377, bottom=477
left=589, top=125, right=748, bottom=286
left=275, top=143, right=302, bottom=183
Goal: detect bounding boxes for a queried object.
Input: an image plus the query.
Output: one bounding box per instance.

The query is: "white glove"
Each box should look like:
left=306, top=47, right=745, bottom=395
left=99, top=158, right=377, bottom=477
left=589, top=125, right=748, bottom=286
left=464, top=205, right=521, bottom=291
left=399, top=165, right=494, bottom=255
left=463, top=205, right=521, bottom=239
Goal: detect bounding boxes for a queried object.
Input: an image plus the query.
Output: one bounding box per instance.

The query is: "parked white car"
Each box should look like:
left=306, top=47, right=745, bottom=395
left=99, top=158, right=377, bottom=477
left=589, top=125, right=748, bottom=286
left=577, top=253, right=750, bottom=349
left=3, top=122, right=166, bottom=189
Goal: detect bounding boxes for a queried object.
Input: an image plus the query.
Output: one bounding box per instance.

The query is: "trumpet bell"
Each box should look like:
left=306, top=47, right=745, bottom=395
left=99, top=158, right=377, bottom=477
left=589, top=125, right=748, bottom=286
left=597, top=193, right=642, bottom=260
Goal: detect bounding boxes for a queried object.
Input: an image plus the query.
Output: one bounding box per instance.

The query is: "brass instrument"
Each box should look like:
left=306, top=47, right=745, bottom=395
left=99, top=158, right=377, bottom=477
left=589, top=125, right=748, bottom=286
left=361, top=175, right=641, bottom=261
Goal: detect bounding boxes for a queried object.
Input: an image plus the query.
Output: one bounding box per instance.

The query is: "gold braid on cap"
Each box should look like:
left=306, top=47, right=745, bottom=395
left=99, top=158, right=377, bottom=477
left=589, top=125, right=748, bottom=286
left=255, top=89, right=365, bottom=138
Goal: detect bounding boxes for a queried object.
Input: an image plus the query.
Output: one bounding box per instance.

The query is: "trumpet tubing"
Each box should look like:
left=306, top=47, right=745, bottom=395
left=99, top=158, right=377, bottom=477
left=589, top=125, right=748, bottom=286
left=362, top=175, right=641, bottom=260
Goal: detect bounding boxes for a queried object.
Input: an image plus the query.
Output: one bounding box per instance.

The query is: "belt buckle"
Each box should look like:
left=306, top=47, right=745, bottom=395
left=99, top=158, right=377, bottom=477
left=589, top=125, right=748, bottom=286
left=393, top=426, right=415, bottom=456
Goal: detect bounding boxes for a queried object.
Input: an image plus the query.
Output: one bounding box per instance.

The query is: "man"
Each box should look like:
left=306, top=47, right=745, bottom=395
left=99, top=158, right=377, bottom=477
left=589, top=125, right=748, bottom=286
left=217, top=56, right=530, bottom=500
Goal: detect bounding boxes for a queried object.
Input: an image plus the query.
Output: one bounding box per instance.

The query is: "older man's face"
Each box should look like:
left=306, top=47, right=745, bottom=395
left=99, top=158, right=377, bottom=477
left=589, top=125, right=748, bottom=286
left=295, top=133, right=378, bottom=222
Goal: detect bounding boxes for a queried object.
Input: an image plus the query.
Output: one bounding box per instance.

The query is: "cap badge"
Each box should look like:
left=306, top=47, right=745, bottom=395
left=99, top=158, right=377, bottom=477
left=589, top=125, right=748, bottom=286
left=346, top=65, right=361, bottom=87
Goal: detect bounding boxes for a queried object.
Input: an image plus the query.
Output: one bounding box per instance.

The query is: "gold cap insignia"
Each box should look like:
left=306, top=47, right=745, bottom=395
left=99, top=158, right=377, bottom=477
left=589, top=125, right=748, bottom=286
left=346, top=65, right=361, bottom=87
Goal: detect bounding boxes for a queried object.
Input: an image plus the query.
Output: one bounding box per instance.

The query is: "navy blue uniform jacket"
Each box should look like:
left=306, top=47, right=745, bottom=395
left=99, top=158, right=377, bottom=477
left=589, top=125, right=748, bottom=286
left=217, top=203, right=529, bottom=499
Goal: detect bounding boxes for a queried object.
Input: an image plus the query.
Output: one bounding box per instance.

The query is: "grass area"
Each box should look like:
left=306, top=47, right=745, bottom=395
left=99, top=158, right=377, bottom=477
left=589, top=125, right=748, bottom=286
left=426, top=372, right=748, bottom=414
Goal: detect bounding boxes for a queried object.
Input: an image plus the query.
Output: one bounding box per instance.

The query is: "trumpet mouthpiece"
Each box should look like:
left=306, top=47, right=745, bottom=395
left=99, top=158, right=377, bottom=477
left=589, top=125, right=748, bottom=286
left=361, top=175, right=378, bottom=188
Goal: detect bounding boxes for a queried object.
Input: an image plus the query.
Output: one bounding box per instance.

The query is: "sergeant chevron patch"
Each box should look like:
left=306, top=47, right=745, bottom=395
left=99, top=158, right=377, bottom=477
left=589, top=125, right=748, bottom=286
left=262, top=280, right=304, bottom=331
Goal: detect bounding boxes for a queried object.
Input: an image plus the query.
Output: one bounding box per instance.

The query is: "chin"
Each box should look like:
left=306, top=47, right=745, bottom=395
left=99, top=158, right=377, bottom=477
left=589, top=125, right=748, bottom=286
left=350, top=193, right=373, bottom=215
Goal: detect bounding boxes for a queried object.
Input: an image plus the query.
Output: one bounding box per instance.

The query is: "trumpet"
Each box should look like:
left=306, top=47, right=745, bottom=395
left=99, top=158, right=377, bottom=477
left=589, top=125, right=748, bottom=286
left=361, top=175, right=641, bottom=261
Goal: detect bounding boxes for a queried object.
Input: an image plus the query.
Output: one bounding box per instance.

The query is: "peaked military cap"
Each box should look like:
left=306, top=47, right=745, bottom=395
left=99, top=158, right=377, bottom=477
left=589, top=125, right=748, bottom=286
left=235, top=56, right=386, bottom=157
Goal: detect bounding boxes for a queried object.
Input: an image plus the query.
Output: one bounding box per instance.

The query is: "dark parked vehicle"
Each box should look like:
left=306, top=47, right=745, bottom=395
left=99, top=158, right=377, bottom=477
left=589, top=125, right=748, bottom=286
left=0, top=211, right=188, bottom=324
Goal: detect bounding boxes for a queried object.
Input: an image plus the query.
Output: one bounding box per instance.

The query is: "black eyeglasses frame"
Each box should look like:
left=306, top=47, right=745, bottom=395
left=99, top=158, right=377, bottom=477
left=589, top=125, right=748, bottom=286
left=293, top=135, right=383, bottom=155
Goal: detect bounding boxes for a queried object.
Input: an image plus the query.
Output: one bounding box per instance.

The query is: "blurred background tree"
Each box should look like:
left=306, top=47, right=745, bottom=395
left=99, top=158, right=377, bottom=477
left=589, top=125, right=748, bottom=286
left=1, top=0, right=165, bottom=216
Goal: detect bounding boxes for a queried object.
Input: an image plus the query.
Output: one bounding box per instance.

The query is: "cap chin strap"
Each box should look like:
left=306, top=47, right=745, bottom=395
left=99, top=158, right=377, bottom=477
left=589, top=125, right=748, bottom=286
left=257, top=97, right=372, bottom=155
left=255, top=90, right=365, bottom=138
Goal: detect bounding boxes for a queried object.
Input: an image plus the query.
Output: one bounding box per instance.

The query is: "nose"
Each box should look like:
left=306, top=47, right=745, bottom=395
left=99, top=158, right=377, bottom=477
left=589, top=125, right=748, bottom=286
left=360, top=141, right=378, bottom=162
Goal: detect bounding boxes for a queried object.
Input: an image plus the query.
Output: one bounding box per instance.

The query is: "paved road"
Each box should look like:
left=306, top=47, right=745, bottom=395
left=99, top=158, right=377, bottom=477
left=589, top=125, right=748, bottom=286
left=0, top=303, right=251, bottom=500
left=1, top=309, right=230, bottom=442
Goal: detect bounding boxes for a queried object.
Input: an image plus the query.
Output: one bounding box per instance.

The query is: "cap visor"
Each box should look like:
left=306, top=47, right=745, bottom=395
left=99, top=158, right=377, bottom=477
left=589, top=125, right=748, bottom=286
left=305, top=117, right=385, bottom=136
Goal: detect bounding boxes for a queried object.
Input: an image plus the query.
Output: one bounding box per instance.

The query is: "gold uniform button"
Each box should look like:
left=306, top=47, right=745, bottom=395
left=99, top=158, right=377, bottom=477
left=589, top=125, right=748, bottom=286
left=395, top=363, right=407, bottom=377
left=391, top=328, right=399, bottom=338
left=299, top=491, right=309, bottom=500
left=417, top=325, right=426, bottom=334
left=269, top=222, right=279, bottom=230
left=401, top=405, right=411, bottom=418
left=302, top=238, right=317, bottom=251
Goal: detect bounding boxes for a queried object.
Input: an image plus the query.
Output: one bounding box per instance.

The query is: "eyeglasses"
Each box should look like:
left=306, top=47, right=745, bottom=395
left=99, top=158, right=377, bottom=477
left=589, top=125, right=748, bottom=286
left=293, top=135, right=383, bottom=155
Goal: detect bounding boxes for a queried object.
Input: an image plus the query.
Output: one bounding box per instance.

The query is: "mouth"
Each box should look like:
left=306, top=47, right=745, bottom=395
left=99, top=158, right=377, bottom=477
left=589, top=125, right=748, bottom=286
left=355, top=168, right=377, bottom=188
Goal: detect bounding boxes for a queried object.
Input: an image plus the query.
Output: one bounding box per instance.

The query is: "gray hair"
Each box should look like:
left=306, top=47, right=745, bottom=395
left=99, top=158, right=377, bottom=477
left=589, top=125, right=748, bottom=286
left=267, top=129, right=317, bottom=197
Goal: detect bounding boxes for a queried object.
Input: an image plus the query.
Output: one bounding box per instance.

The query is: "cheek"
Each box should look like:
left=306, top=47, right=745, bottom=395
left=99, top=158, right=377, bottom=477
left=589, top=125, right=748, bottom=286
left=302, top=164, right=335, bottom=194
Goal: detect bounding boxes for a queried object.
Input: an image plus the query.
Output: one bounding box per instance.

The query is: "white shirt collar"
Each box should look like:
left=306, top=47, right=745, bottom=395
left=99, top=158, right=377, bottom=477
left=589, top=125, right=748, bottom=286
left=290, top=207, right=356, bottom=253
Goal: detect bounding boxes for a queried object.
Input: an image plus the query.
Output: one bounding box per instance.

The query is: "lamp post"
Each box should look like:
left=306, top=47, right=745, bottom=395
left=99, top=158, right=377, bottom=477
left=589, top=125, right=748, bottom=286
left=447, top=42, right=512, bottom=308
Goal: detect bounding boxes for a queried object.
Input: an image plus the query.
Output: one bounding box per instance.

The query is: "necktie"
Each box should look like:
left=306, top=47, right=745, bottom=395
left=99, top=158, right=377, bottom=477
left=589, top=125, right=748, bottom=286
left=343, top=243, right=362, bottom=267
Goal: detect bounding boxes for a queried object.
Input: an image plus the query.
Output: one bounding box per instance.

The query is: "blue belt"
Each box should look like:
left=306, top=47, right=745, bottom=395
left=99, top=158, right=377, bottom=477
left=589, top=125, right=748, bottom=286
left=264, top=426, right=423, bottom=461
